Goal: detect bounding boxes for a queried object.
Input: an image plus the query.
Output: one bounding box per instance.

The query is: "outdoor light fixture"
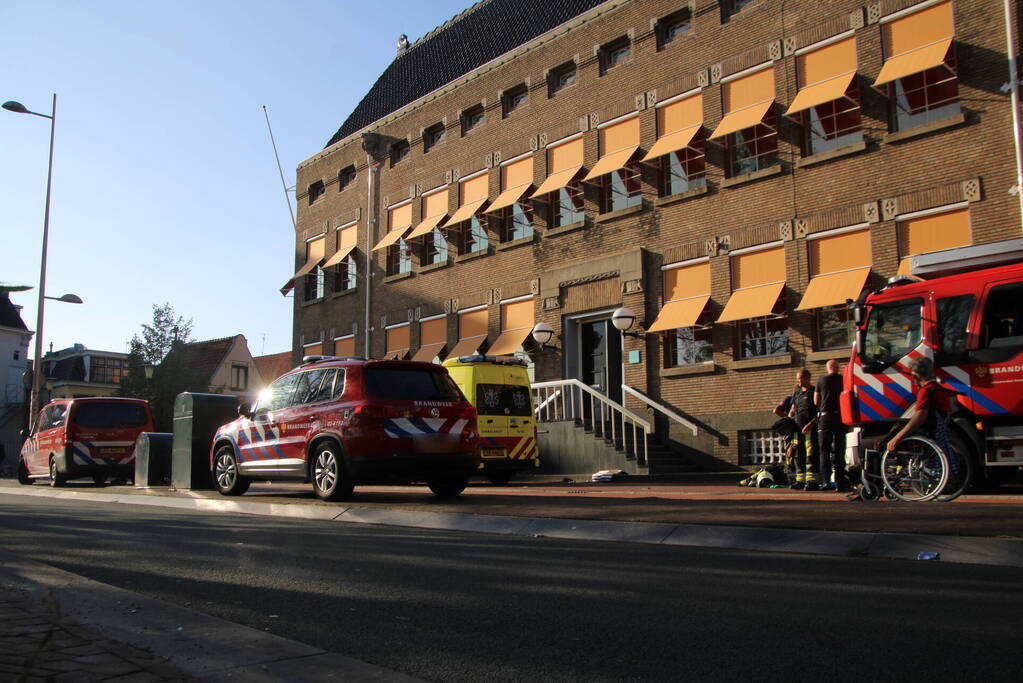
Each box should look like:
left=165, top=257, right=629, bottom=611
left=612, top=306, right=644, bottom=338
left=531, top=322, right=559, bottom=350
left=143, top=363, right=156, bottom=381
left=44, top=293, right=83, bottom=304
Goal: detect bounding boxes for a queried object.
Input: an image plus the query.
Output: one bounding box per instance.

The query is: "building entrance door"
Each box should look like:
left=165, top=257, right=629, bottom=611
left=577, top=317, right=622, bottom=405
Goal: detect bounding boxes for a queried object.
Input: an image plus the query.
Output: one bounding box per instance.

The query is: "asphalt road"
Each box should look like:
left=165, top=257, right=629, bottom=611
left=1, top=494, right=1021, bottom=682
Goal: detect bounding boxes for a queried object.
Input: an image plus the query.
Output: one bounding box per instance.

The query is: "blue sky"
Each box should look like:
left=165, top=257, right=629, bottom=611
left=1, top=0, right=470, bottom=358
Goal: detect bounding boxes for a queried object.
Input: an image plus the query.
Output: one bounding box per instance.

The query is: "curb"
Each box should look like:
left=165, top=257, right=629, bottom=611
left=4, top=485, right=1023, bottom=568
left=0, top=545, right=422, bottom=683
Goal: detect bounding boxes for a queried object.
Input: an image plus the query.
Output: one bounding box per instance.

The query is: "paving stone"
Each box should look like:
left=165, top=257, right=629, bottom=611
left=72, top=652, right=123, bottom=666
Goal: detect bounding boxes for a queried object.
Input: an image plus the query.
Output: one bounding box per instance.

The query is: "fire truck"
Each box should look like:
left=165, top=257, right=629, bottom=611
left=841, top=239, right=1023, bottom=487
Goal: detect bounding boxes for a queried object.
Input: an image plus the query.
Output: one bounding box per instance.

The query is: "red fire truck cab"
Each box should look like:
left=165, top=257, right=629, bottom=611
left=842, top=240, right=1023, bottom=486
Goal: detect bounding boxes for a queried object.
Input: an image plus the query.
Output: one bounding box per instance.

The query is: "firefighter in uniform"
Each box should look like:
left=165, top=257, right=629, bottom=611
left=789, top=368, right=820, bottom=490
left=815, top=359, right=849, bottom=491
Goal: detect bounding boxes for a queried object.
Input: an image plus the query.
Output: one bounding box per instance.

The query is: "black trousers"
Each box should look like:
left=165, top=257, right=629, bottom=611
left=818, top=413, right=848, bottom=484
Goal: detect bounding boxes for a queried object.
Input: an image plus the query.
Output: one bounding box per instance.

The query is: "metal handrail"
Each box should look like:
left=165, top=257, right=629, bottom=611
left=621, top=384, right=699, bottom=436
left=531, top=379, right=650, bottom=466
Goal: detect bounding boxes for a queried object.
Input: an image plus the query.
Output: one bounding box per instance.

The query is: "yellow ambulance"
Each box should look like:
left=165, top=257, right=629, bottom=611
left=442, top=355, right=539, bottom=484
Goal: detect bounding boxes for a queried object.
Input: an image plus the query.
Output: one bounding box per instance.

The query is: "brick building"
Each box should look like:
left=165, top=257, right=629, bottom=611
left=287, top=0, right=1023, bottom=469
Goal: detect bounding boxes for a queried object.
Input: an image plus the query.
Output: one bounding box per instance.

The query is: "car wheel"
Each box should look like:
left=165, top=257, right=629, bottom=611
left=486, top=471, right=514, bottom=486
left=49, top=457, right=66, bottom=488
left=311, top=441, right=354, bottom=502
left=428, top=471, right=468, bottom=498
left=17, top=461, right=33, bottom=486
left=213, top=446, right=250, bottom=496
left=93, top=473, right=108, bottom=485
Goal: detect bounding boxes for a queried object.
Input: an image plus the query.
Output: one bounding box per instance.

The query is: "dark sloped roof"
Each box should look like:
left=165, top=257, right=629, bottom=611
left=326, top=0, right=612, bottom=148
left=164, top=336, right=238, bottom=385
left=253, top=351, right=293, bottom=386
left=0, top=292, right=28, bottom=331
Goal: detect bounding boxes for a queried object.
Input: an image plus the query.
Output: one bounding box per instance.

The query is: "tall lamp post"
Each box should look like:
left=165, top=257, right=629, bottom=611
left=3, top=95, right=80, bottom=428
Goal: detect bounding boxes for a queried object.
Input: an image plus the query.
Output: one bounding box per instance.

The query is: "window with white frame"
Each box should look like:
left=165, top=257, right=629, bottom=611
left=740, top=429, right=788, bottom=466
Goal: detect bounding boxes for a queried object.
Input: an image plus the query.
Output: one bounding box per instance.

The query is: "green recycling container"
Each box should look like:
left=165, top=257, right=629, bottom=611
left=172, top=393, right=239, bottom=490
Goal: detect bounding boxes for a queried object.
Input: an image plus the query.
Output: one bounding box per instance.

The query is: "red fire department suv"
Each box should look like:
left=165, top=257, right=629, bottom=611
left=209, top=356, right=480, bottom=500
left=18, top=397, right=154, bottom=486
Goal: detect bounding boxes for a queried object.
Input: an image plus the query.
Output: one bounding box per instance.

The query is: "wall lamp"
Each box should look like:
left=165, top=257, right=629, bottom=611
left=531, top=322, right=559, bottom=350
left=612, top=306, right=645, bottom=338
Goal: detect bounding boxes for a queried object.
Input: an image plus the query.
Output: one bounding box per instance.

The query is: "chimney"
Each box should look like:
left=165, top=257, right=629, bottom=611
left=396, top=34, right=409, bottom=56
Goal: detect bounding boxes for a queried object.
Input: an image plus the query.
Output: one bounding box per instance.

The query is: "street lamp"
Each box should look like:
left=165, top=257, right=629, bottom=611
left=611, top=306, right=644, bottom=338
left=4, top=95, right=60, bottom=429
left=531, top=322, right=559, bottom=350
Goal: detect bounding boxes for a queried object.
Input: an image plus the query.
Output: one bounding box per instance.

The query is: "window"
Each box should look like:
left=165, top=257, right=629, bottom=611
left=338, top=166, right=356, bottom=192
left=722, top=0, right=756, bottom=20
left=600, top=37, right=630, bottom=75
left=334, top=254, right=357, bottom=292
left=656, top=9, right=691, bottom=50
left=730, top=109, right=778, bottom=176
left=548, top=61, right=576, bottom=97
left=667, top=319, right=714, bottom=366
left=718, top=244, right=788, bottom=359
left=649, top=260, right=713, bottom=368
left=307, top=180, right=324, bottom=205
left=422, top=228, right=449, bottom=265
left=798, top=227, right=871, bottom=350
left=862, top=299, right=922, bottom=368
left=817, top=304, right=855, bottom=350
left=304, top=236, right=326, bottom=301
left=13, top=350, right=20, bottom=361
left=258, top=373, right=300, bottom=412
left=502, top=84, right=528, bottom=117
left=896, top=207, right=971, bottom=275
left=981, top=282, right=1023, bottom=352
left=603, top=162, right=642, bottom=213
left=328, top=222, right=358, bottom=293
left=710, top=66, right=777, bottom=177
left=874, top=1, right=959, bottom=132
left=364, top=367, right=461, bottom=401
left=662, top=137, right=705, bottom=196
left=459, top=214, right=490, bottom=255
left=90, top=356, right=128, bottom=385
left=936, top=294, right=975, bottom=365
left=499, top=203, right=533, bottom=242
left=552, top=183, right=584, bottom=227
left=424, top=123, right=445, bottom=152
left=461, top=104, right=484, bottom=135
left=739, top=299, right=789, bottom=359
left=389, top=140, right=409, bottom=167
left=740, top=429, right=788, bottom=466
left=231, top=364, right=249, bottom=391
left=385, top=324, right=411, bottom=360
left=785, top=36, right=862, bottom=156
left=386, top=238, right=412, bottom=275
left=293, top=368, right=336, bottom=404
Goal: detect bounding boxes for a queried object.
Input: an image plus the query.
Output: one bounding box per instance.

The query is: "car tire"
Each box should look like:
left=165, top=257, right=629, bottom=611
left=486, top=471, right=514, bottom=486
left=213, top=446, right=250, bottom=496
left=428, top=471, right=468, bottom=498
left=311, top=441, right=354, bottom=502
left=17, top=461, right=33, bottom=486
left=49, top=457, right=66, bottom=488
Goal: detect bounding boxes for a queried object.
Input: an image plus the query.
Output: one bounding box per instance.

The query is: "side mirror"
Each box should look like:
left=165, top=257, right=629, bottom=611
left=238, top=402, right=254, bottom=419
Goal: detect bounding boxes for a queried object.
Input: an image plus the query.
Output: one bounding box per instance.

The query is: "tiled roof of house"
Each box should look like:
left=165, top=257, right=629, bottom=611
left=325, top=0, right=612, bottom=148
left=0, top=292, right=29, bottom=331
left=165, top=336, right=238, bottom=385
left=253, top=351, right=293, bottom=386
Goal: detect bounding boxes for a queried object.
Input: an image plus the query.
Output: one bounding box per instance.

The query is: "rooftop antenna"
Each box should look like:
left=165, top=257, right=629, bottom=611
left=262, top=105, right=297, bottom=231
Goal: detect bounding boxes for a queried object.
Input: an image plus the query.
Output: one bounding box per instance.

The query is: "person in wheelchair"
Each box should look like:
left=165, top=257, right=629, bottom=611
left=884, top=357, right=954, bottom=460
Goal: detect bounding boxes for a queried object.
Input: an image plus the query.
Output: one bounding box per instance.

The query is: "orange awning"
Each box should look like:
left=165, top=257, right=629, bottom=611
left=709, top=100, right=773, bottom=140
left=411, top=342, right=446, bottom=363
left=487, top=184, right=531, bottom=213
left=583, top=145, right=639, bottom=181
left=647, top=295, right=711, bottom=332
left=383, top=349, right=409, bottom=360
left=642, top=125, right=701, bottom=161
left=873, top=39, right=953, bottom=86
left=448, top=335, right=487, bottom=358
left=406, top=212, right=448, bottom=240
left=531, top=165, right=582, bottom=197
left=280, top=257, right=323, bottom=295
left=487, top=327, right=532, bottom=356
left=797, top=267, right=870, bottom=310
left=447, top=198, right=487, bottom=225
left=322, top=243, right=356, bottom=268
left=717, top=281, right=785, bottom=322
left=785, top=72, right=856, bottom=115
left=372, top=226, right=409, bottom=251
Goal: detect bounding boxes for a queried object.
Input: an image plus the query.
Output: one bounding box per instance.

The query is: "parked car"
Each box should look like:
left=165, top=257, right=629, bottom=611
left=443, top=355, right=539, bottom=484
left=19, top=397, right=154, bottom=486
left=209, top=356, right=480, bottom=500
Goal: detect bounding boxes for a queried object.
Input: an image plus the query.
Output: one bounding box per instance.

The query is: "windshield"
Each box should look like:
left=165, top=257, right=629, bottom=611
left=862, top=299, right=922, bottom=368
left=476, top=383, right=533, bottom=417
left=73, top=402, right=149, bottom=429
left=364, top=367, right=462, bottom=401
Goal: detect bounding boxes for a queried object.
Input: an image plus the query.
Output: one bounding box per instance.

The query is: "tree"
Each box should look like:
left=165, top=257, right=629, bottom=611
left=130, top=303, right=194, bottom=364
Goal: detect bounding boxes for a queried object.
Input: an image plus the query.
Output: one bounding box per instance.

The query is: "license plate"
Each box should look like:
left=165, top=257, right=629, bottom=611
left=481, top=447, right=506, bottom=459
left=99, top=448, right=124, bottom=455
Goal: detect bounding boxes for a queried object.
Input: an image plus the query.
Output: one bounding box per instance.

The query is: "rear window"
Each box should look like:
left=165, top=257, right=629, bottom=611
left=476, top=383, right=533, bottom=417
left=73, top=402, right=149, bottom=429
left=364, top=367, right=462, bottom=401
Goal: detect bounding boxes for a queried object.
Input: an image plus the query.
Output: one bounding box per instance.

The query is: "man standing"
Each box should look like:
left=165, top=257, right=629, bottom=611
left=815, top=359, right=848, bottom=491
left=789, top=368, right=820, bottom=490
